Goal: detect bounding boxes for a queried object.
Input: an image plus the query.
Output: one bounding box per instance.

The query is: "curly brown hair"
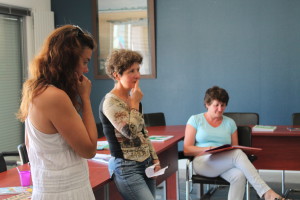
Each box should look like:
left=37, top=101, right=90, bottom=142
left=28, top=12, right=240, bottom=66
left=105, top=49, right=143, bottom=80
left=204, top=86, right=229, bottom=108
left=17, top=25, right=96, bottom=121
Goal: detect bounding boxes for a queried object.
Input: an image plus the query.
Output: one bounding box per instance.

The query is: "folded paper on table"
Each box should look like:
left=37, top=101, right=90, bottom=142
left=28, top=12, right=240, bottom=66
left=91, top=153, right=111, bottom=164
left=205, top=144, right=262, bottom=155
left=97, top=141, right=109, bottom=150
left=0, top=186, right=32, bottom=195
left=145, top=163, right=168, bottom=178
left=149, top=135, right=173, bottom=142
left=252, top=125, right=277, bottom=132
left=287, top=127, right=300, bottom=131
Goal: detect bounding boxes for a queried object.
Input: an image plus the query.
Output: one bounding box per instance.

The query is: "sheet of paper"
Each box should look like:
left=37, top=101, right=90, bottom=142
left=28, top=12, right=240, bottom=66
left=145, top=163, right=168, bottom=178
left=91, top=153, right=111, bottom=164
left=97, top=141, right=109, bottom=150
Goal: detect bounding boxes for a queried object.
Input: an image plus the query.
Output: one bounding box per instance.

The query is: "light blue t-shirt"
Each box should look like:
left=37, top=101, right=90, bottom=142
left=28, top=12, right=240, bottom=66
left=187, top=113, right=237, bottom=147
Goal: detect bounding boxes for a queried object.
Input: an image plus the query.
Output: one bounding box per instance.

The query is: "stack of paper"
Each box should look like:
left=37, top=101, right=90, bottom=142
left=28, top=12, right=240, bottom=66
left=252, top=125, right=277, bottom=132
left=91, top=153, right=111, bottom=164
left=97, top=141, right=109, bottom=150
left=149, top=135, right=173, bottom=142
left=287, top=127, right=300, bottom=131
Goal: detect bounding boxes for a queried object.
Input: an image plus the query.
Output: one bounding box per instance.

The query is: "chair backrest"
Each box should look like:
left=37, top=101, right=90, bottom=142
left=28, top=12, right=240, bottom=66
left=96, top=122, right=104, bottom=138
left=237, top=126, right=252, bottom=147
left=224, top=112, right=259, bottom=125
left=292, top=113, right=300, bottom=125
left=143, top=112, right=166, bottom=127
left=17, top=144, right=29, bottom=165
left=0, top=153, right=7, bottom=173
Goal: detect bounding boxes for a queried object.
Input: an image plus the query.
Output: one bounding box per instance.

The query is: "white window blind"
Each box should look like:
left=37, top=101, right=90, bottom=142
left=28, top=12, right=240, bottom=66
left=0, top=14, right=23, bottom=152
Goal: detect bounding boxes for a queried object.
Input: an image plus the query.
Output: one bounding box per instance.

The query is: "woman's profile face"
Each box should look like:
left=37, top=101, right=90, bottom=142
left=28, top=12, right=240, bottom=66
left=117, top=62, right=140, bottom=89
left=206, top=99, right=226, bottom=118
left=76, top=48, right=92, bottom=77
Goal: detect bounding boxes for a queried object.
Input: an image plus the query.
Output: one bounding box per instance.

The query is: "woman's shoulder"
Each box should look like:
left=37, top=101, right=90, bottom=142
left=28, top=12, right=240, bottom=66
left=222, top=115, right=235, bottom=124
left=103, top=93, right=124, bottom=105
left=45, top=86, right=68, bottom=98
left=36, top=86, right=71, bottom=106
left=187, top=113, right=205, bottom=126
left=190, top=113, right=205, bottom=120
left=222, top=115, right=237, bottom=129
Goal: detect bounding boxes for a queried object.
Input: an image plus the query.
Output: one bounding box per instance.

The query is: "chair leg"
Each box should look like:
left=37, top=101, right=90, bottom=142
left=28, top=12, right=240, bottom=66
left=282, top=170, right=300, bottom=198
left=186, top=179, right=190, bottom=200
left=284, top=188, right=300, bottom=198
left=282, top=170, right=286, bottom=195
left=200, top=183, right=204, bottom=197
left=246, top=181, right=250, bottom=200
left=189, top=180, right=193, bottom=193
left=200, top=185, right=219, bottom=200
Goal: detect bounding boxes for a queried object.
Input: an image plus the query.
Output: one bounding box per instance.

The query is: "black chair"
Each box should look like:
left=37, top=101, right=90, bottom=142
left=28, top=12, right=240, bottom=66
left=185, top=126, right=256, bottom=200
left=17, top=144, right=29, bottom=165
left=0, top=153, right=7, bottom=173
left=282, top=113, right=300, bottom=198
left=224, top=112, right=259, bottom=125
left=292, top=113, right=300, bottom=126
left=143, top=112, right=166, bottom=190
left=96, top=122, right=104, bottom=138
left=0, top=150, right=19, bottom=173
left=143, top=112, right=166, bottom=127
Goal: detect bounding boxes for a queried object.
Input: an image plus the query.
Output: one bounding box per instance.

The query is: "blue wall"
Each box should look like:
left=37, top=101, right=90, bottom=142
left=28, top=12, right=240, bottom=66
left=51, top=0, right=300, bottom=126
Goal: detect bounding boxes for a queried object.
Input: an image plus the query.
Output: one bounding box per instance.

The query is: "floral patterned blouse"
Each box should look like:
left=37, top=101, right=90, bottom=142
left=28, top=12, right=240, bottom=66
left=99, top=93, right=158, bottom=162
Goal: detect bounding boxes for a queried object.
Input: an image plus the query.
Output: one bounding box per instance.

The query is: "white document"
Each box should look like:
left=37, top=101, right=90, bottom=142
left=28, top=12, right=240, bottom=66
left=91, top=153, right=111, bottom=164
left=145, top=163, right=168, bottom=178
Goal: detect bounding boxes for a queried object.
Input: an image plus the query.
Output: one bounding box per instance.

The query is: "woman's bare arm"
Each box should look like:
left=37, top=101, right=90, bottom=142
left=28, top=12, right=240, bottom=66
left=183, top=124, right=211, bottom=157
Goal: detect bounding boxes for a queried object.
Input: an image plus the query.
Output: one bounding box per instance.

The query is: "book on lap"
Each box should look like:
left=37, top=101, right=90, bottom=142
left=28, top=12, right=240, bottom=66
left=205, top=144, right=262, bottom=155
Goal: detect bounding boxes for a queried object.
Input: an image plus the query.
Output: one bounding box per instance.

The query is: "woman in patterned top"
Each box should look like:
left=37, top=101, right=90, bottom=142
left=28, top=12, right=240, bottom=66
left=184, top=86, right=285, bottom=200
left=99, top=49, right=161, bottom=200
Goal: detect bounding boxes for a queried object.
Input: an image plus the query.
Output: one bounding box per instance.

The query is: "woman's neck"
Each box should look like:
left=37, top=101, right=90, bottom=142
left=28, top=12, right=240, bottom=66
left=204, top=112, right=223, bottom=127
left=111, top=85, right=130, bottom=103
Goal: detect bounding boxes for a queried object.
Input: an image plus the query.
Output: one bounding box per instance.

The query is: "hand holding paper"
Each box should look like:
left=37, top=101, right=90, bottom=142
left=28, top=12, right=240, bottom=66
left=145, top=163, right=168, bottom=178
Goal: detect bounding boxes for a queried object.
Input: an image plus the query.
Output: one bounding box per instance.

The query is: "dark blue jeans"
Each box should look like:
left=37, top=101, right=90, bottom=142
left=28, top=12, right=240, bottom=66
left=108, top=157, right=156, bottom=200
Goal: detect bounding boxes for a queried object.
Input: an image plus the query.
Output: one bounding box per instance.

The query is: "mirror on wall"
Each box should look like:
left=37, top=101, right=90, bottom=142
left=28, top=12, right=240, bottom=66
left=94, top=0, right=156, bottom=79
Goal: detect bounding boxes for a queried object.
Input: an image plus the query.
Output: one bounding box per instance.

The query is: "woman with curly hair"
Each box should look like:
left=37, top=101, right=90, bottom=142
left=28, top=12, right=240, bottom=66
left=99, top=49, right=160, bottom=200
left=17, top=24, right=97, bottom=200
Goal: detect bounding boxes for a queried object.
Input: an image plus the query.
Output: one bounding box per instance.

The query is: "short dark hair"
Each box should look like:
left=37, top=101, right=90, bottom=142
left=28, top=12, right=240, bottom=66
left=204, top=86, right=229, bottom=108
left=105, top=49, right=143, bottom=80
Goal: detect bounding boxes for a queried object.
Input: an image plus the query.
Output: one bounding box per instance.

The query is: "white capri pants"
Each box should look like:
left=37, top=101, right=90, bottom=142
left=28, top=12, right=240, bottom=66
left=193, top=149, right=270, bottom=200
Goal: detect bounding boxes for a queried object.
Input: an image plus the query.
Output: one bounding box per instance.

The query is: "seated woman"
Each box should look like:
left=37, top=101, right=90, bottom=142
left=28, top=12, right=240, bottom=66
left=184, top=86, right=285, bottom=200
